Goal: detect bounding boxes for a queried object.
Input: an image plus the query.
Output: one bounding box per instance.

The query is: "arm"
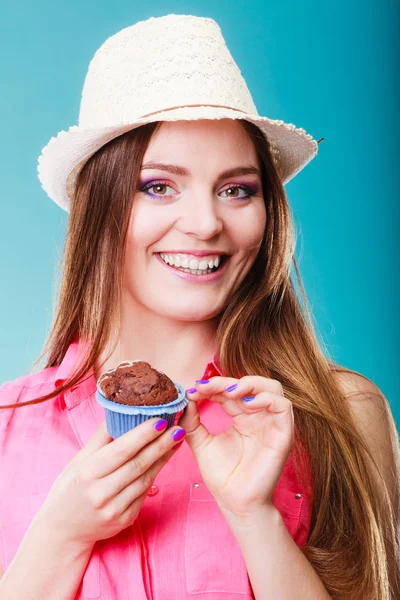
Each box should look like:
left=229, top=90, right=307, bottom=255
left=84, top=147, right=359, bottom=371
left=333, top=370, right=400, bottom=598
left=0, top=513, right=94, bottom=600
left=332, top=370, right=400, bottom=516
left=223, top=507, right=332, bottom=600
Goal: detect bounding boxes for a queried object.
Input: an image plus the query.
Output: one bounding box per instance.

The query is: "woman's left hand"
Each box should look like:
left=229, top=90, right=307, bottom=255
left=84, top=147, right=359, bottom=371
left=178, top=376, right=294, bottom=521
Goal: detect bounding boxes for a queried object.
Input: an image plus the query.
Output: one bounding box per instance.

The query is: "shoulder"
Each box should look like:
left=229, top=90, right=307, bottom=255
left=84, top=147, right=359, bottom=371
left=330, top=365, right=397, bottom=448
left=331, top=366, right=394, bottom=428
left=0, top=367, right=58, bottom=407
left=330, top=365, right=399, bottom=509
left=331, top=365, right=385, bottom=397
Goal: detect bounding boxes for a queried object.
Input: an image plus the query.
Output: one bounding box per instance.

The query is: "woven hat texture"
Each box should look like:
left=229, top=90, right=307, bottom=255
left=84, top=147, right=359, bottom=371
left=37, top=14, right=320, bottom=212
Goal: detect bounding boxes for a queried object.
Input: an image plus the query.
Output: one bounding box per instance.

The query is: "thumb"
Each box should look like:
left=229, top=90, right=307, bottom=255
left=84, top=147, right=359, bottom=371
left=79, top=420, right=113, bottom=457
left=177, top=399, right=210, bottom=454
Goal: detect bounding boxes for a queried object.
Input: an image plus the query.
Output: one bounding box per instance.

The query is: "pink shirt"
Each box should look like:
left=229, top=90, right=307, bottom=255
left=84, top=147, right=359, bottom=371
left=0, top=340, right=313, bottom=599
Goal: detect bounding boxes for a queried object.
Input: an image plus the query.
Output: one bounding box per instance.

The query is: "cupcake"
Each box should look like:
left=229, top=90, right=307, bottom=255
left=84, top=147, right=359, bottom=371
left=95, top=360, right=188, bottom=438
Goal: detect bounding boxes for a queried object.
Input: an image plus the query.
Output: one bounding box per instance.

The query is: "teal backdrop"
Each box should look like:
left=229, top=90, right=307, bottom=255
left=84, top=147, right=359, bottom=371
left=1, top=1, right=399, bottom=426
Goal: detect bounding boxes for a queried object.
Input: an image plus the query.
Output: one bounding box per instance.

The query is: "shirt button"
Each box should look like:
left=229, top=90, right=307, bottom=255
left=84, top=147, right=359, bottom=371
left=148, top=485, right=159, bottom=496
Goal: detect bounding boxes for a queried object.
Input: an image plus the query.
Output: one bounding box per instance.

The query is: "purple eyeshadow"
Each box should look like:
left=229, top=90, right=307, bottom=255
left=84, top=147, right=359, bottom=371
left=138, top=179, right=259, bottom=200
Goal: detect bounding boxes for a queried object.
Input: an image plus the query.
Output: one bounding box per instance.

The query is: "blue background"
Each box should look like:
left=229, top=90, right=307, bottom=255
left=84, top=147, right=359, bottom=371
left=1, top=1, right=399, bottom=426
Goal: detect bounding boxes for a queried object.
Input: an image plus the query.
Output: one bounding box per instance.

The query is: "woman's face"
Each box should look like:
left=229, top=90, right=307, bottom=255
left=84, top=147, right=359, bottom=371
left=123, top=118, right=266, bottom=321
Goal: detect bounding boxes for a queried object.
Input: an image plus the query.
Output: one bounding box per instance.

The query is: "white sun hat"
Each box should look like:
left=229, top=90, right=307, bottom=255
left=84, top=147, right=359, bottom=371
left=37, top=14, right=323, bottom=213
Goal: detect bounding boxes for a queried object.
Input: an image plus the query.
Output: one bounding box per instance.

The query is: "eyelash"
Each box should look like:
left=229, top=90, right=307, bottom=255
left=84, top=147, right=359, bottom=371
left=139, top=179, right=258, bottom=201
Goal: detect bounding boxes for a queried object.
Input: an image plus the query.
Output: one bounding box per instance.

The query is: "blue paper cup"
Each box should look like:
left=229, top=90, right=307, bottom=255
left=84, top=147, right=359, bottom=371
left=95, top=382, right=188, bottom=438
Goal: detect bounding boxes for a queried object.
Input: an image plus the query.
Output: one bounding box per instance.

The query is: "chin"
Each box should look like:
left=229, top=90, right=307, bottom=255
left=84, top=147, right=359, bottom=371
left=159, top=305, right=222, bottom=321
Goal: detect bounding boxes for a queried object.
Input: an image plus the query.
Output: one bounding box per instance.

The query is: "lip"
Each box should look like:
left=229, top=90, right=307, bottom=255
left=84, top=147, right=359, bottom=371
left=155, top=250, right=228, bottom=257
left=154, top=252, right=230, bottom=283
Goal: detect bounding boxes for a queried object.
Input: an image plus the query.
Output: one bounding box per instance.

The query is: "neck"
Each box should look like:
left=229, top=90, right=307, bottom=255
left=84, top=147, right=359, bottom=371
left=94, top=305, right=220, bottom=388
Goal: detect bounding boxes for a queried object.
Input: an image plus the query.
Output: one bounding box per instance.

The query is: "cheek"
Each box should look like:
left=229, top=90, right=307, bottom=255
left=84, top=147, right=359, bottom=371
left=127, top=203, right=168, bottom=253
left=233, top=205, right=266, bottom=252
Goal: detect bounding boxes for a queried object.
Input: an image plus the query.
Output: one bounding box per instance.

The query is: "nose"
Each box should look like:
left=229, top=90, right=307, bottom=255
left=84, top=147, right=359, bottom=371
left=176, top=193, right=223, bottom=239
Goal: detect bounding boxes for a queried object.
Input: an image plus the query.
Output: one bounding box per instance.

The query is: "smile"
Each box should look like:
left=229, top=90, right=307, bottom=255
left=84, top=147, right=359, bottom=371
left=154, top=253, right=230, bottom=283
left=160, top=253, right=223, bottom=273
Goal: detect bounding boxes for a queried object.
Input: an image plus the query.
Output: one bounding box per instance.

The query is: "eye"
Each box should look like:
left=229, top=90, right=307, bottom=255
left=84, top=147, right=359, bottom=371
left=220, top=185, right=255, bottom=200
left=139, top=180, right=258, bottom=201
left=140, top=180, right=176, bottom=198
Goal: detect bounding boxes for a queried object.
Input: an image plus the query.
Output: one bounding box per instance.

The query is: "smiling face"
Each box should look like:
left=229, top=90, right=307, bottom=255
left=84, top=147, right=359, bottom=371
left=122, top=118, right=267, bottom=322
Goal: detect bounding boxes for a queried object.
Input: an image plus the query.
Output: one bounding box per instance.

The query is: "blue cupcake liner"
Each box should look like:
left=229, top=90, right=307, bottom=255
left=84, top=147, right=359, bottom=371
left=95, top=382, right=188, bottom=438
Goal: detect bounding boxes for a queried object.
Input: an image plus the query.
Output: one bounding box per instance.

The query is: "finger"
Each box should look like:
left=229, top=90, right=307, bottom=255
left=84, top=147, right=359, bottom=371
left=187, top=376, right=284, bottom=400
left=178, top=399, right=210, bottom=455
left=188, top=380, right=245, bottom=418
left=107, top=443, right=182, bottom=516
left=238, top=391, right=292, bottom=414
left=186, top=377, right=238, bottom=400
left=95, top=423, right=186, bottom=497
left=77, top=421, right=113, bottom=458
left=190, top=387, right=293, bottom=425
left=188, top=376, right=285, bottom=404
left=177, top=399, right=195, bottom=431
left=90, top=417, right=185, bottom=478
left=239, top=391, right=294, bottom=433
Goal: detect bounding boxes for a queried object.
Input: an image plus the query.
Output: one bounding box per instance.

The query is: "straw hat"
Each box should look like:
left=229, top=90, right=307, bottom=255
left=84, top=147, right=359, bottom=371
left=37, top=14, right=322, bottom=212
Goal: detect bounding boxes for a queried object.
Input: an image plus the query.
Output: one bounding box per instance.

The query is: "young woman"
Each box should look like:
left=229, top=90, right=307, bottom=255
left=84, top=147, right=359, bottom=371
left=0, top=14, right=398, bottom=600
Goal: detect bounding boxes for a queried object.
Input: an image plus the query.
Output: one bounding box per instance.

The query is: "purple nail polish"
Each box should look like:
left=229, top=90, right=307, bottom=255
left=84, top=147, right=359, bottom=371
left=196, top=379, right=210, bottom=384
left=186, top=388, right=197, bottom=394
left=242, top=396, right=256, bottom=402
left=224, top=383, right=238, bottom=392
left=154, top=419, right=168, bottom=431
left=172, top=428, right=186, bottom=442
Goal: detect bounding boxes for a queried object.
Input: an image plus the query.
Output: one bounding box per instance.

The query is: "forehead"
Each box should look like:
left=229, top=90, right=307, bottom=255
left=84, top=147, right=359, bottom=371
left=143, top=119, right=258, bottom=165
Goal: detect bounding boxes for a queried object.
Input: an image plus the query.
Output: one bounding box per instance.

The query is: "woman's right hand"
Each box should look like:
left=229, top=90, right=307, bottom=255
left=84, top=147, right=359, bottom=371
left=34, top=418, right=186, bottom=549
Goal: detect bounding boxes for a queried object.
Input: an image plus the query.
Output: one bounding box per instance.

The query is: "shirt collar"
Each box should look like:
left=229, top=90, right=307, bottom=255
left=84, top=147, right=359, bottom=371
left=55, top=339, right=222, bottom=410
left=55, top=339, right=85, bottom=389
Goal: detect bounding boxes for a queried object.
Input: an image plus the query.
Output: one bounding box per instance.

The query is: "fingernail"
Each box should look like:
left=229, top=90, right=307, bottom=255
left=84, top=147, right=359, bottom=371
left=242, top=396, right=256, bottom=402
left=172, top=428, right=186, bottom=442
left=154, top=419, right=168, bottom=431
left=224, top=383, right=238, bottom=392
left=195, top=379, right=210, bottom=384
left=186, top=387, right=197, bottom=394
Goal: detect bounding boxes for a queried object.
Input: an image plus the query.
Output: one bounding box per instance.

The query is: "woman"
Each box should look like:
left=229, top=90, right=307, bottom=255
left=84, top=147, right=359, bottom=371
left=0, top=14, right=398, bottom=600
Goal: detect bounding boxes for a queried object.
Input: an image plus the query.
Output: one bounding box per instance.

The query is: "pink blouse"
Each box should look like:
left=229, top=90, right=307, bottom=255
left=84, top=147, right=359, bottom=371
left=0, top=340, right=313, bottom=599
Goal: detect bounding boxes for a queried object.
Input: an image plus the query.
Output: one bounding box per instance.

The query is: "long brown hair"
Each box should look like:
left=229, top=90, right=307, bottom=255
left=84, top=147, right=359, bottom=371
left=2, top=120, right=399, bottom=599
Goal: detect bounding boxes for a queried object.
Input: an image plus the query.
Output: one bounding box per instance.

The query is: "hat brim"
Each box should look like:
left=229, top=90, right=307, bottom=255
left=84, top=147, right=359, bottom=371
left=37, top=105, right=319, bottom=212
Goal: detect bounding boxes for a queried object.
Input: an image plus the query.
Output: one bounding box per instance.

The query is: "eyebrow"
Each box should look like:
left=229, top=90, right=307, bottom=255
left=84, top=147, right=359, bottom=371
left=140, top=161, right=261, bottom=180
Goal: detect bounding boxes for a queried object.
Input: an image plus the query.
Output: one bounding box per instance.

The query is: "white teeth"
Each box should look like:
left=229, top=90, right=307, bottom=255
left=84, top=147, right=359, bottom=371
left=160, top=253, right=222, bottom=270
left=198, top=259, right=209, bottom=270
left=182, top=269, right=213, bottom=275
